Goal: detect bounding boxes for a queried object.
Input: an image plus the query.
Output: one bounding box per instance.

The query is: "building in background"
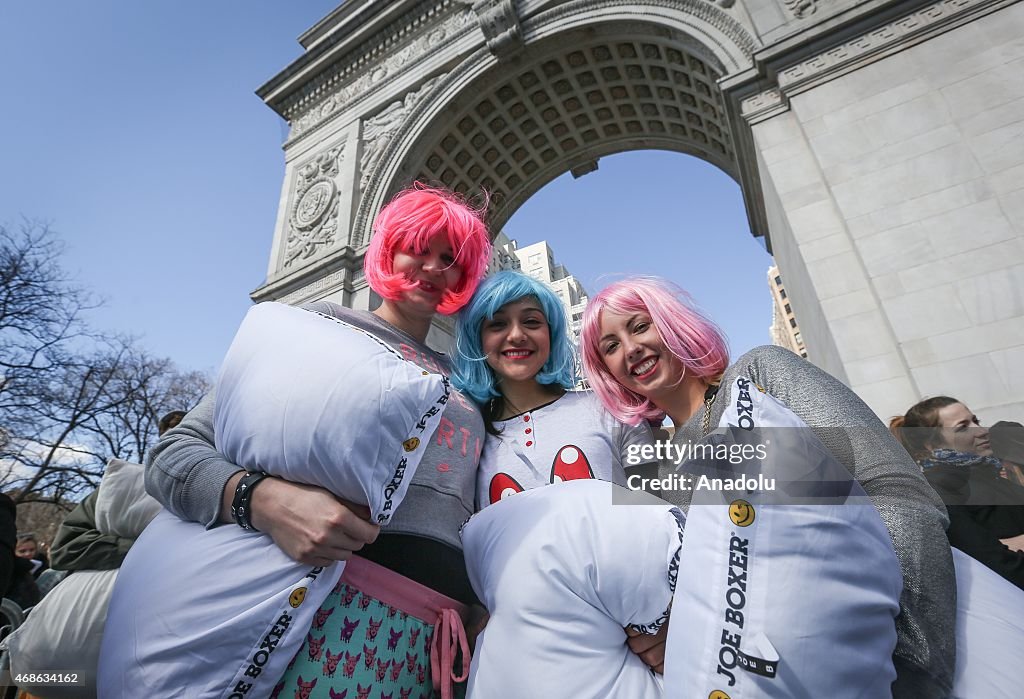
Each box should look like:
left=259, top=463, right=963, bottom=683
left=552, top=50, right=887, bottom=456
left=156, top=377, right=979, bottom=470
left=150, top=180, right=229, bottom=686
left=768, top=265, right=807, bottom=359
left=426, top=232, right=587, bottom=353
left=511, top=240, right=589, bottom=346
left=481, top=234, right=590, bottom=387
left=487, top=230, right=521, bottom=275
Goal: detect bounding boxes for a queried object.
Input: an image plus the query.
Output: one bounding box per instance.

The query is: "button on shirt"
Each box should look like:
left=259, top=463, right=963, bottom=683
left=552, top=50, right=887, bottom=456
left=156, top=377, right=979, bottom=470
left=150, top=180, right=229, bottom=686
left=476, top=392, right=656, bottom=510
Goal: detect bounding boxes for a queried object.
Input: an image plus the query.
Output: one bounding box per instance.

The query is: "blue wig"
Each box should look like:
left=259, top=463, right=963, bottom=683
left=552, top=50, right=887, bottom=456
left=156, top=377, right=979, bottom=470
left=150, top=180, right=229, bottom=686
left=452, top=270, right=579, bottom=405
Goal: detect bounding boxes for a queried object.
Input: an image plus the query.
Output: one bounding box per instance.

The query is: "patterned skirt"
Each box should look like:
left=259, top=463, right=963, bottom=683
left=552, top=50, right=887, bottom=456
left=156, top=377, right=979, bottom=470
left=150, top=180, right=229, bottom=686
left=272, top=556, right=470, bottom=699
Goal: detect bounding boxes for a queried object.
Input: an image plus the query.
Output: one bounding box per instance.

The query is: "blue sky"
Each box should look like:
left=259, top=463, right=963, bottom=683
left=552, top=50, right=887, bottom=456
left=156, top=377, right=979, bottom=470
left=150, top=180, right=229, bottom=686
left=1, top=2, right=772, bottom=375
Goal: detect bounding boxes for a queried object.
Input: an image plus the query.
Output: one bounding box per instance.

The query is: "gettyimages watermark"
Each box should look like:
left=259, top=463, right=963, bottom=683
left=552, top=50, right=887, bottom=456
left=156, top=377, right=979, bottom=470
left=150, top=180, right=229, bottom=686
left=625, top=441, right=774, bottom=494
left=615, top=426, right=875, bottom=506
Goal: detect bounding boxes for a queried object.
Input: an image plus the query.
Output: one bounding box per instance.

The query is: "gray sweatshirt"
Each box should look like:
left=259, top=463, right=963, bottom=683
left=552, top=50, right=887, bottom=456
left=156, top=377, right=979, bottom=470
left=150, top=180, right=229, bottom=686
left=666, top=345, right=954, bottom=698
left=144, top=302, right=484, bottom=553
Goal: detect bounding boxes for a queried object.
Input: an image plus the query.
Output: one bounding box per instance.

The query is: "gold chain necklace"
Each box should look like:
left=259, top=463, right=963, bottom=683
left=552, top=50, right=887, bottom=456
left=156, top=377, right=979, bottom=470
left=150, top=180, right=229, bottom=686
left=700, top=384, right=720, bottom=436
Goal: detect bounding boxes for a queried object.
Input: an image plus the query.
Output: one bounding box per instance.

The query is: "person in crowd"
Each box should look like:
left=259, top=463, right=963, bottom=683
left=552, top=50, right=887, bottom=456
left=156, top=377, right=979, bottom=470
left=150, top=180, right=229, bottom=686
left=891, top=396, right=1024, bottom=589
left=451, top=269, right=663, bottom=672
left=0, top=494, right=15, bottom=598
left=157, top=410, right=186, bottom=435
left=991, top=419, right=1024, bottom=486
left=2, top=508, right=40, bottom=610
left=580, top=276, right=956, bottom=698
left=14, top=533, right=48, bottom=579
left=144, top=184, right=491, bottom=699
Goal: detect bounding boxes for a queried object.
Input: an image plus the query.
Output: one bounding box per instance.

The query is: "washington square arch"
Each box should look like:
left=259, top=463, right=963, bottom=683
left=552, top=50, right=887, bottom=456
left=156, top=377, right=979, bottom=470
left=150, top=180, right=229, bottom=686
left=250, top=0, right=1024, bottom=422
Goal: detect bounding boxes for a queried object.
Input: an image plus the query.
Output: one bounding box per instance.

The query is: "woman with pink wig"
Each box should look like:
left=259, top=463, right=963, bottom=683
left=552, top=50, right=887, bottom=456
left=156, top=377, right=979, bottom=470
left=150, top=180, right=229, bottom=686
left=580, top=276, right=956, bottom=699
left=145, top=184, right=491, bottom=698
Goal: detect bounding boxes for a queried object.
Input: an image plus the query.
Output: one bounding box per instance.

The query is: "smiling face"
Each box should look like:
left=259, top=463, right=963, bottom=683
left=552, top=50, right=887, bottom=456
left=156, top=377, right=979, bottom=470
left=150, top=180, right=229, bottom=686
left=289, top=586, right=307, bottom=608
left=932, top=402, right=993, bottom=456
left=391, top=235, right=463, bottom=317
left=729, top=499, right=755, bottom=527
left=481, top=296, right=551, bottom=388
left=597, top=309, right=683, bottom=406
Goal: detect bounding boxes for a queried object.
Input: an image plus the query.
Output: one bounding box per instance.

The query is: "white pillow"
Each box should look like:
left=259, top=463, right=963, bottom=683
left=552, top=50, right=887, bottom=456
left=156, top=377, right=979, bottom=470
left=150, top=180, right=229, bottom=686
left=663, top=378, right=903, bottom=699
left=462, top=479, right=682, bottom=698
left=99, top=303, right=451, bottom=699
left=94, top=459, right=161, bottom=539
left=951, top=547, right=1024, bottom=698
left=4, top=459, right=157, bottom=699
left=215, top=303, right=450, bottom=524
left=7, top=569, right=118, bottom=699
left=100, top=512, right=341, bottom=699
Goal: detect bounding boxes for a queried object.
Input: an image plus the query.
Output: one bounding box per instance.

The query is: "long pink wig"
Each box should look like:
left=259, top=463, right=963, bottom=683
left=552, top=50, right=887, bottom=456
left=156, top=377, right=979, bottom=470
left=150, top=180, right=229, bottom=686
left=580, top=277, right=730, bottom=425
left=364, top=183, right=491, bottom=315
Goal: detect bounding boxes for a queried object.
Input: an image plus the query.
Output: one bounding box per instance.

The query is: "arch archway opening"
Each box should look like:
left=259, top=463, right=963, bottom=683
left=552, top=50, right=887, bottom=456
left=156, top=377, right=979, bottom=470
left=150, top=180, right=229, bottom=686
left=400, top=23, right=758, bottom=240
left=501, top=149, right=773, bottom=360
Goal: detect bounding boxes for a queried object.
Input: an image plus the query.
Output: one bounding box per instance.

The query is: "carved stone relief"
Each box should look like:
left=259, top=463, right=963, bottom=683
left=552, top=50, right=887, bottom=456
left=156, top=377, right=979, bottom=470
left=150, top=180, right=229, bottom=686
left=739, top=87, right=786, bottom=122
left=289, top=9, right=474, bottom=140
left=782, top=0, right=819, bottom=19
left=529, top=0, right=757, bottom=61
left=278, top=270, right=348, bottom=306
left=778, top=0, right=989, bottom=89
left=469, top=0, right=524, bottom=60
left=283, top=145, right=345, bottom=268
left=359, top=75, right=444, bottom=191
left=735, top=0, right=993, bottom=125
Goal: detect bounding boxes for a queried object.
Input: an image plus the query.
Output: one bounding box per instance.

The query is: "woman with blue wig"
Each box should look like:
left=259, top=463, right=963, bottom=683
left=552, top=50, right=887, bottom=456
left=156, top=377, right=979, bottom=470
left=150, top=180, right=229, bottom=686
left=452, top=270, right=657, bottom=511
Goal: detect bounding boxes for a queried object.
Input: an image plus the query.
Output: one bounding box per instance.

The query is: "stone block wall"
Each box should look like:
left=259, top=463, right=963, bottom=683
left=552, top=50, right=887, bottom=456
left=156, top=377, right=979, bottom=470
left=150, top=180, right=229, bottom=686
left=752, top=1, right=1024, bottom=422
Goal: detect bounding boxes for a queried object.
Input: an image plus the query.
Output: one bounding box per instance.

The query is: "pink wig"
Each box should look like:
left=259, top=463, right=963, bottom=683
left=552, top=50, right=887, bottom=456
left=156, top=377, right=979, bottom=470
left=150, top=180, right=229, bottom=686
left=364, top=183, right=491, bottom=315
left=580, top=277, right=730, bottom=425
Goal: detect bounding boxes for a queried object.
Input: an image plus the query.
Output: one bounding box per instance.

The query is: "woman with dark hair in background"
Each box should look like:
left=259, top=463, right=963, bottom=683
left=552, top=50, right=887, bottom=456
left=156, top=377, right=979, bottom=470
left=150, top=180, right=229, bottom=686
left=891, top=396, right=1024, bottom=590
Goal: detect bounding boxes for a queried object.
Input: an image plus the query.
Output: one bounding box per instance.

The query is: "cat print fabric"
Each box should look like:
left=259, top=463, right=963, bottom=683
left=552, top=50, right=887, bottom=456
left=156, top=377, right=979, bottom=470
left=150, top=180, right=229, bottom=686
left=273, top=578, right=455, bottom=699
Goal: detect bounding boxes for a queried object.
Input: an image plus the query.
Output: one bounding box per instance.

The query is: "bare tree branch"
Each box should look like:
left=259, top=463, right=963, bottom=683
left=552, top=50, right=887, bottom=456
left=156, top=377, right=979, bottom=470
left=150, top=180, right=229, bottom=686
left=0, top=221, right=210, bottom=504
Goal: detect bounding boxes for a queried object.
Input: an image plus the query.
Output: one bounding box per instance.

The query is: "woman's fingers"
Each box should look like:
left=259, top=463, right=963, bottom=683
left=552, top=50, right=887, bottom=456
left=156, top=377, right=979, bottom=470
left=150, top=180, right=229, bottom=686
left=336, top=498, right=373, bottom=522
left=465, top=605, right=490, bottom=649
left=625, top=621, right=669, bottom=675
left=999, top=533, right=1024, bottom=552
left=250, top=477, right=380, bottom=564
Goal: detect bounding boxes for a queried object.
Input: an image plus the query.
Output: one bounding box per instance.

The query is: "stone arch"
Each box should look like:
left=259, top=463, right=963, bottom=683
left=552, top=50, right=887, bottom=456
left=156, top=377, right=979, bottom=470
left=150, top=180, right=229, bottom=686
left=261, top=0, right=1024, bottom=421
left=353, top=0, right=760, bottom=248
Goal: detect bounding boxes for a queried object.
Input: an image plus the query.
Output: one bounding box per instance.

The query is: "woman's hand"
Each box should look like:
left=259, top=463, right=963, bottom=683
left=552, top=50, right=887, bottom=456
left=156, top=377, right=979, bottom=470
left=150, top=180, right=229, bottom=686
left=465, top=604, right=490, bottom=651
left=625, top=621, right=668, bottom=675
left=223, top=473, right=380, bottom=566
left=1000, top=533, right=1024, bottom=553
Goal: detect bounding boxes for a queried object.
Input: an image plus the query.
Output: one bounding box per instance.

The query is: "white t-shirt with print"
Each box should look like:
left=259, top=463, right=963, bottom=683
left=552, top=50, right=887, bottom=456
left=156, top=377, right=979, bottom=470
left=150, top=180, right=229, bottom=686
left=476, top=391, right=655, bottom=510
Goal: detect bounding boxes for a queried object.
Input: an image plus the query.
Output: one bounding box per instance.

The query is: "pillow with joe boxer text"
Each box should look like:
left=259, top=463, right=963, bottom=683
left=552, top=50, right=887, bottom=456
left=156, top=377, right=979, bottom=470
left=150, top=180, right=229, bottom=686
left=662, top=378, right=902, bottom=699
left=99, top=302, right=450, bottom=699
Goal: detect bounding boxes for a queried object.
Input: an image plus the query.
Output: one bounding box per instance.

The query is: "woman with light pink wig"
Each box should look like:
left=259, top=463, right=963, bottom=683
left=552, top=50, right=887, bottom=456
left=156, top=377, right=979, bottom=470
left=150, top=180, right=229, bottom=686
left=145, top=183, right=492, bottom=698
left=580, top=277, right=729, bottom=428
left=580, top=276, right=956, bottom=698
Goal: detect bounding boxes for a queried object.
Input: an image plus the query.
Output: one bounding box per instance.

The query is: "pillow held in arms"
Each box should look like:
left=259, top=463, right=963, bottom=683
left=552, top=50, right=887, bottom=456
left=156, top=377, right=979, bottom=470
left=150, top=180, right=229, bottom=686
left=462, top=479, right=683, bottom=698
left=94, top=458, right=163, bottom=538
left=663, top=377, right=903, bottom=699
left=8, top=570, right=118, bottom=699
left=5, top=460, right=160, bottom=699
left=950, top=547, right=1024, bottom=698
left=98, top=303, right=450, bottom=699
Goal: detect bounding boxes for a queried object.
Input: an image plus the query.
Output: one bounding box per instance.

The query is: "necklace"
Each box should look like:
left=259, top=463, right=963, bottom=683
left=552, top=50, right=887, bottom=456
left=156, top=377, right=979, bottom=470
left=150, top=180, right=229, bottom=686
left=700, top=383, right=720, bottom=436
